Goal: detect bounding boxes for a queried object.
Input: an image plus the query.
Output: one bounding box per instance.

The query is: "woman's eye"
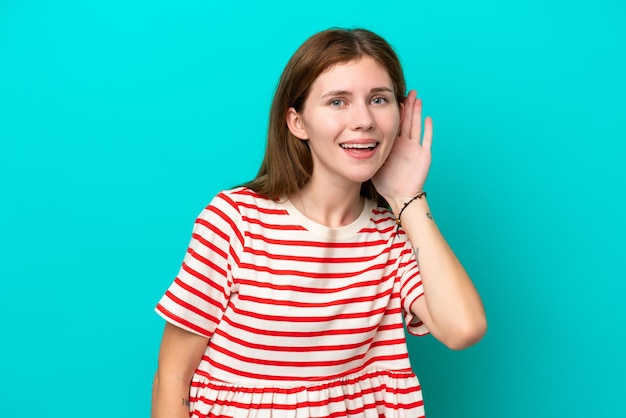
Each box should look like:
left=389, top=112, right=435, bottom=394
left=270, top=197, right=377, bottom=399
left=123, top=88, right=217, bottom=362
left=371, top=97, right=388, bottom=105
left=329, top=99, right=345, bottom=107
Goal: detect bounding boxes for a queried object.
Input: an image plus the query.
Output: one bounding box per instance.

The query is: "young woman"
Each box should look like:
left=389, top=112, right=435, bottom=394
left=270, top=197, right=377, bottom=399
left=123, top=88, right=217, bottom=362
left=152, top=28, right=486, bottom=418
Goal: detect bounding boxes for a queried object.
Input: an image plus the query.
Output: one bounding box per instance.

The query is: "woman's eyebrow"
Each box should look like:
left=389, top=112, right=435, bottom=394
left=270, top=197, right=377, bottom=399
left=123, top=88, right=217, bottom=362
left=371, top=87, right=394, bottom=94
left=320, top=86, right=394, bottom=99
left=320, top=90, right=352, bottom=99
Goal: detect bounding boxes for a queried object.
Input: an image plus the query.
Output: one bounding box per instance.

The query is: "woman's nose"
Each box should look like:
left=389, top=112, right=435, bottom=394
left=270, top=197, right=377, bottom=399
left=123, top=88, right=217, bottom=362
left=350, top=103, right=375, bottom=131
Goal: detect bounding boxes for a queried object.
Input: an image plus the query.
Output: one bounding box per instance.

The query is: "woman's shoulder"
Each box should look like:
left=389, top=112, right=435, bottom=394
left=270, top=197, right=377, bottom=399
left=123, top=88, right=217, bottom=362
left=214, top=186, right=280, bottom=206
left=204, top=187, right=285, bottom=216
left=190, top=187, right=283, bottom=235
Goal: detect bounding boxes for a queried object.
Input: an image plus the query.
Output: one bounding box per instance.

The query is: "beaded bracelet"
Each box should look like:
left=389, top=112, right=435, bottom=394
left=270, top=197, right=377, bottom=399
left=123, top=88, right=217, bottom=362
left=395, top=191, right=427, bottom=227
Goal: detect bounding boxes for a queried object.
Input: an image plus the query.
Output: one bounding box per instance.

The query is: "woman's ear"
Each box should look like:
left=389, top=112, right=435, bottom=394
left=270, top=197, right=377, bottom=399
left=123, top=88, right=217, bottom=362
left=286, top=107, right=309, bottom=140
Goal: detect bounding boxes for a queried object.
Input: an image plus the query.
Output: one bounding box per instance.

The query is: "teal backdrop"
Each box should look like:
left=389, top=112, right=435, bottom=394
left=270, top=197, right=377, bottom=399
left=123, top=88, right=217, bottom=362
left=1, top=0, right=624, bottom=417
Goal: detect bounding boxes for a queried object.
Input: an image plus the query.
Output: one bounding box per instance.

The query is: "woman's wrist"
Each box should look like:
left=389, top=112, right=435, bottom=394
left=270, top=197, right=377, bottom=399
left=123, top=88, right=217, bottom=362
left=393, top=191, right=427, bottom=227
left=386, top=191, right=428, bottom=217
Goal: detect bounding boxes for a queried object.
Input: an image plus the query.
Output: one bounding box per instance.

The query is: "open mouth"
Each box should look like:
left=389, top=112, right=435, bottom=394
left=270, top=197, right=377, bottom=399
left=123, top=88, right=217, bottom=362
left=339, top=142, right=378, bottom=151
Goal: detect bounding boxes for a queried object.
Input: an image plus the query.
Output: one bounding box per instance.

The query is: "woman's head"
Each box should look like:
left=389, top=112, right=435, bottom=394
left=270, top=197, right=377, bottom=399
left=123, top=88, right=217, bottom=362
left=245, top=28, right=406, bottom=203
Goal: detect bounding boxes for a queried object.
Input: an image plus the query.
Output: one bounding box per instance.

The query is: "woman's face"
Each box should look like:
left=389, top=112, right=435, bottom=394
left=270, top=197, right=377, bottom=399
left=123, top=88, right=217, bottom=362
left=287, top=56, right=402, bottom=189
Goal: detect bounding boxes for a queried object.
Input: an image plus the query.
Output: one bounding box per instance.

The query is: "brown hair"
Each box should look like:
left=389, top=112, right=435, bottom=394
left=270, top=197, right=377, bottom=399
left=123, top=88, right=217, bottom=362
left=243, top=28, right=406, bottom=206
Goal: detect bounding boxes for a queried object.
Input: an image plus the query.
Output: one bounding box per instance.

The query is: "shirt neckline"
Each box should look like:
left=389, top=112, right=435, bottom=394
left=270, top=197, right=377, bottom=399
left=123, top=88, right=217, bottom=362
left=280, top=197, right=375, bottom=240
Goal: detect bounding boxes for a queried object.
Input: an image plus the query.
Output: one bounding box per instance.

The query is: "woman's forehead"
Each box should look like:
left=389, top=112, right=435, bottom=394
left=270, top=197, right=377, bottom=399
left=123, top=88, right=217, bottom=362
left=309, top=56, right=394, bottom=95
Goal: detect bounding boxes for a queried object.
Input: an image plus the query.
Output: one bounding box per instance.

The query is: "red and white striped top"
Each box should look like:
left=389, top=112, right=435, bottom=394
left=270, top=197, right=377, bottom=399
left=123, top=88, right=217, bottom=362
left=156, top=187, right=429, bottom=418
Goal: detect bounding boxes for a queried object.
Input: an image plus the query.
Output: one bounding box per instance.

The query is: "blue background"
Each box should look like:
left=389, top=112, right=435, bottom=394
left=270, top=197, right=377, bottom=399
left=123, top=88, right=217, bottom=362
left=1, top=1, right=625, bottom=417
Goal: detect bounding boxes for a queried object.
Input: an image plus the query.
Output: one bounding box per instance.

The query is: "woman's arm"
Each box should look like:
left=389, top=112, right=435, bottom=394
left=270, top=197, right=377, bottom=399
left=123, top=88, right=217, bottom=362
left=374, top=90, right=486, bottom=349
left=389, top=195, right=487, bottom=350
left=152, top=323, right=209, bottom=418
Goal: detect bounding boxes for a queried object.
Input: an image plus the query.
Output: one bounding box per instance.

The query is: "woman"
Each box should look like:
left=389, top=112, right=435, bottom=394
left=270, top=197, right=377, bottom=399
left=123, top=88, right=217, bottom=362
left=152, top=28, right=486, bottom=418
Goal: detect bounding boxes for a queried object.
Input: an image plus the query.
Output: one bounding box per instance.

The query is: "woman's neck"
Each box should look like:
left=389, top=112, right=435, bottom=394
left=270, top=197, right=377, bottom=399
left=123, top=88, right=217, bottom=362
left=289, top=181, right=364, bottom=228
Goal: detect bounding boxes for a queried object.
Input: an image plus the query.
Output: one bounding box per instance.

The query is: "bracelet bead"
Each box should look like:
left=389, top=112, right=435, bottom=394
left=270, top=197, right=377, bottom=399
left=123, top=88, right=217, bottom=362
left=395, top=191, right=427, bottom=227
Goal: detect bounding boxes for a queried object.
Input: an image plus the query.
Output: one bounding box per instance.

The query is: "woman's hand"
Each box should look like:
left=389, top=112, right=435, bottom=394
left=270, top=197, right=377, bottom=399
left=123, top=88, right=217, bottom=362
left=373, top=90, right=433, bottom=206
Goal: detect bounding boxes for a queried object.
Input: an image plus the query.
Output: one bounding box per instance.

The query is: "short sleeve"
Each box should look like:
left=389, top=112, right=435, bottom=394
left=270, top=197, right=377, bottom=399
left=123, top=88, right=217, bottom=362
left=397, top=237, right=430, bottom=336
left=155, top=191, right=244, bottom=338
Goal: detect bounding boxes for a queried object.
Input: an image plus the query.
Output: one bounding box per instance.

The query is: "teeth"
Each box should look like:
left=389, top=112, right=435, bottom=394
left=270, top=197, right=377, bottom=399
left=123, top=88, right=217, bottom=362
left=340, top=143, right=377, bottom=149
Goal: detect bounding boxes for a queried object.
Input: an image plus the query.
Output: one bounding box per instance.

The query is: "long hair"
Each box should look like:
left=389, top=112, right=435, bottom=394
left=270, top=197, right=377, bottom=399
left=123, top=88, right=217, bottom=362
left=243, top=28, right=406, bottom=206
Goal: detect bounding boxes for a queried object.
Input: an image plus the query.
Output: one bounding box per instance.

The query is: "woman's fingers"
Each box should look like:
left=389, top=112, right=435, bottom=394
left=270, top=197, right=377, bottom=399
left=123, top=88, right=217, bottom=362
left=410, top=96, right=423, bottom=142
left=400, top=90, right=416, bottom=138
left=400, top=90, right=432, bottom=151
left=422, top=116, right=433, bottom=150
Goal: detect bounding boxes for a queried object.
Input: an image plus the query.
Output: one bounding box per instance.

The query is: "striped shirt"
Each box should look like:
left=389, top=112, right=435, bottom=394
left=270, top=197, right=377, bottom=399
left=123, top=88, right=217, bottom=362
left=156, top=187, right=429, bottom=417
